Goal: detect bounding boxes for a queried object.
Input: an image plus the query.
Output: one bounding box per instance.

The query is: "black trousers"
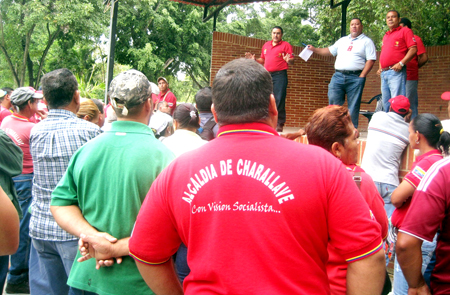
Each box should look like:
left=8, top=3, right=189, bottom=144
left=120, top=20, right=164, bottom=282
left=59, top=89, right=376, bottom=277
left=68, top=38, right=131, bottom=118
left=271, top=70, right=288, bottom=125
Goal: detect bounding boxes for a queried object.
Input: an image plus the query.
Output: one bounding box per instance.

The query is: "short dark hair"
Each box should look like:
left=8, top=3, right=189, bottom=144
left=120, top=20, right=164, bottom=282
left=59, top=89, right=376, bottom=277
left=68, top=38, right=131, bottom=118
left=0, top=87, right=13, bottom=102
left=272, top=26, right=283, bottom=35
left=91, top=99, right=104, bottom=114
left=387, top=10, right=400, bottom=18
left=2, top=87, right=13, bottom=95
left=173, top=103, right=200, bottom=130
left=350, top=18, right=362, bottom=25
left=195, top=87, right=212, bottom=112
left=212, top=58, right=272, bottom=125
left=412, top=113, right=450, bottom=156
left=400, top=18, right=412, bottom=29
left=41, top=68, right=78, bottom=109
left=17, top=97, right=38, bottom=111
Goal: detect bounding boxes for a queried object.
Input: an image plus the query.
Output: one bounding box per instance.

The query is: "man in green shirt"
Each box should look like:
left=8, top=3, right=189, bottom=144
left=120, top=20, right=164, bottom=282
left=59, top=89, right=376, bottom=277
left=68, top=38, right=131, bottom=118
left=50, top=70, right=174, bottom=295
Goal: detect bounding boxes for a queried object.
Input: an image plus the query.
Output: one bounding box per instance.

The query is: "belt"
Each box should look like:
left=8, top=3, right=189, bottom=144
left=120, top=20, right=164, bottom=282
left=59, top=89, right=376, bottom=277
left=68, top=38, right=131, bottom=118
left=269, top=70, right=287, bottom=75
left=335, top=69, right=362, bottom=75
left=381, top=66, right=393, bottom=72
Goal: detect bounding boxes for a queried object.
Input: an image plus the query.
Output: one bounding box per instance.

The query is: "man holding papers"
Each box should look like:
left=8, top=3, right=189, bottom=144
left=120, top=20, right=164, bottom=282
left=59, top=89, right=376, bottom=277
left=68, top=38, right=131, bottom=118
left=245, top=26, right=294, bottom=132
left=307, top=18, right=376, bottom=128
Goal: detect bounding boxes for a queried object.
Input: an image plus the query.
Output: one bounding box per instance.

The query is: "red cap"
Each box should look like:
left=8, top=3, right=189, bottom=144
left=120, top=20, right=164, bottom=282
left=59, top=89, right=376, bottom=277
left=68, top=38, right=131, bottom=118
left=441, top=92, right=450, bottom=101
left=388, top=95, right=410, bottom=115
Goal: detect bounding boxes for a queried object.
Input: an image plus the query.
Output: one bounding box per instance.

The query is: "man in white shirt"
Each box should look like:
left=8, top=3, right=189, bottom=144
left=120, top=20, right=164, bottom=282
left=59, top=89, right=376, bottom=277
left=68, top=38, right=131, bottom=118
left=307, top=18, right=376, bottom=128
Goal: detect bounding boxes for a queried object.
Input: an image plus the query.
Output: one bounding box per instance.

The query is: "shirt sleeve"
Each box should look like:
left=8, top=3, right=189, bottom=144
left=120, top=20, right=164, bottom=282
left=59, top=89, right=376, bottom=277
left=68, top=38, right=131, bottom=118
left=400, top=161, right=449, bottom=242
left=286, top=42, right=294, bottom=58
left=51, top=151, right=80, bottom=207
left=404, top=27, right=417, bottom=48
left=365, top=38, right=377, bottom=61
left=415, top=35, right=426, bottom=56
left=129, top=165, right=182, bottom=265
left=328, top=39, right=339, bottom=57
left=327, top=163, right=383, bottom=263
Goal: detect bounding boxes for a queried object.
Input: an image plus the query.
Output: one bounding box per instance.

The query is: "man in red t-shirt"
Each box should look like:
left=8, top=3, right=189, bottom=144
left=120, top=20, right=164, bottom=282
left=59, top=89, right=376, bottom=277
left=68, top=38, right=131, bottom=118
left=0, top=87, right=13, bottom=124
left=0, top=87, right=42, bottom=294
left=154, top=77, right=177, bottom=115
left=397, top=158, right=450, bottom=295
left=245, top=26, right=294, bottom=132
left=124, top=58, right=385, bottom=295
left=399, top=18, right=428, bottom=119
left=377, top=10, right=417, bottom=112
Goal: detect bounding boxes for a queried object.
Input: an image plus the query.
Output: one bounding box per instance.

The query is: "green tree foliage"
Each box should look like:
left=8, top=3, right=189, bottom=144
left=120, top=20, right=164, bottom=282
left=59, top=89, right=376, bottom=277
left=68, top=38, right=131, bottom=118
left=302, top=0, right=450, bottom=48
left=113, top=0, right=213, bottom=96
left=217, top=2, right=320, bottom=47
left=0, top=0, right=107, bottom=88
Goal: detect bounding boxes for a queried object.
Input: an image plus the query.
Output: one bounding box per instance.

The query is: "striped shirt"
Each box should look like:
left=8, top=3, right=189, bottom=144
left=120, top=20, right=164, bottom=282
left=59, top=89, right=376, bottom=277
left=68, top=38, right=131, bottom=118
left=29, top=109, right=101, bottom=241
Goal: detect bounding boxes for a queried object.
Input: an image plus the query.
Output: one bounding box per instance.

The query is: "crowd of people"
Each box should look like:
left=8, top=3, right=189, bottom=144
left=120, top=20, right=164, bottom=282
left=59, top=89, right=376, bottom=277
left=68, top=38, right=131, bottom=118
left=0, top=8, right=449, bottom=295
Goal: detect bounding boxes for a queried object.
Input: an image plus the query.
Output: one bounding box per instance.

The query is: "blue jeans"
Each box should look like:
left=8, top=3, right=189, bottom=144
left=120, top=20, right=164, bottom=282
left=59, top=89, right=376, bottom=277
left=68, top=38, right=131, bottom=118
left=30, top=238, right=78, bottom=295
left=175, top=243, right=190, bottom=285
left=393, top=234, right=437, bottom=295
left=374, top=182, right=397, bottom=219
left=7, top=173, right=33, bottom=285
left=271, top=70, right=288, bottom=126
left=328, top=71, right=366, bottom=128
left=381, top=68, right=407, bottom=112
left=405, top=80, right=418, bottom=119
left=0, top=255, right=8, bottom=291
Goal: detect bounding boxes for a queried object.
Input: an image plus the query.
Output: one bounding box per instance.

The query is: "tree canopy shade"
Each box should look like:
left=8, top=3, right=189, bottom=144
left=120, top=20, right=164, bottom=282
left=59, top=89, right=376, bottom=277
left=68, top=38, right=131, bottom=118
left=113, top=0, right=213, bottom=90
left=0, top=0, right=107, bottom=88
left=302, top=0, right=450, bottom=48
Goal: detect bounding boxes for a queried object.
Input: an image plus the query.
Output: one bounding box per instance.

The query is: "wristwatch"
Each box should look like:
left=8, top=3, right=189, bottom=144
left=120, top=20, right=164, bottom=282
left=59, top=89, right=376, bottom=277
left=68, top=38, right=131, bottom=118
left=399, top=61, right=404, bottom=67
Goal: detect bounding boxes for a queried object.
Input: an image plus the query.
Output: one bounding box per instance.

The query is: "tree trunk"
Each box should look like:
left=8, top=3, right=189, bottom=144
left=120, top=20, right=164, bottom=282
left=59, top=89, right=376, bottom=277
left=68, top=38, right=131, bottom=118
left=20, top=25, right=35, bottom=87
left=27, top=52, right=34, bottom=87
left=0, top=11, right=20, bottom=87
left=34, top=24, right=62, bottom=89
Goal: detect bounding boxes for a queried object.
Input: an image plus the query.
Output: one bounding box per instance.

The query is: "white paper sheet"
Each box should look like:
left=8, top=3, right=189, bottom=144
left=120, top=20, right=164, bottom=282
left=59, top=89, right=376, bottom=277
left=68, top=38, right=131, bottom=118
left=299, top=47, right=313, bottom=62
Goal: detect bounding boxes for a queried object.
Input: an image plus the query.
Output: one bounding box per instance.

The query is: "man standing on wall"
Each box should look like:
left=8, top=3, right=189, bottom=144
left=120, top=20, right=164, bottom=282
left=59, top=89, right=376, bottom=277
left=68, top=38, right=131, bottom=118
left=154, top=77, right=177, bottom=115
left=377, top=10, right=417, bottom=112
left=307, top=18, right=376, bottom=128
left=399, top=17, right=428, bottom=119
left=245, top=26, right=294, bottom=132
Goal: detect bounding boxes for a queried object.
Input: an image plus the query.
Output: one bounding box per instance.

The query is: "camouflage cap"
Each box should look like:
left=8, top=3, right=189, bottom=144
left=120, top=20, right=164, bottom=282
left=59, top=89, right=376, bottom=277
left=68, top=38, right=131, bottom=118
left=109, top=69, right=151, bottom=116
left=10, top=87, right=43, bottom=106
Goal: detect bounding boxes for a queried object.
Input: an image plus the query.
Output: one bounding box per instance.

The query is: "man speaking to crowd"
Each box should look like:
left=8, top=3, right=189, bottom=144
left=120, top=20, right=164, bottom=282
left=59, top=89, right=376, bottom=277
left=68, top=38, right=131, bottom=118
left=127, top=58, right=385, bottom=295
left=307, top=18, right=376, bottom=128
left=245, top=26, right=294, bottom=132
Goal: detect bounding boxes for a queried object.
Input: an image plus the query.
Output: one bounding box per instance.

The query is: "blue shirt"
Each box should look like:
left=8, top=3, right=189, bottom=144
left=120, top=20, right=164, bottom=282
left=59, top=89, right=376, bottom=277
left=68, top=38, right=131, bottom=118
left=29, top=109, right=101, bottom=241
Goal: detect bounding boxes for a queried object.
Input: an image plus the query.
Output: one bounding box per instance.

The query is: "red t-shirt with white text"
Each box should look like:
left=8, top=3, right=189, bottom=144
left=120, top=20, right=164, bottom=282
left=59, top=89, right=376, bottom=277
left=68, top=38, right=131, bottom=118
left=130, top=123, right=382, bottom=295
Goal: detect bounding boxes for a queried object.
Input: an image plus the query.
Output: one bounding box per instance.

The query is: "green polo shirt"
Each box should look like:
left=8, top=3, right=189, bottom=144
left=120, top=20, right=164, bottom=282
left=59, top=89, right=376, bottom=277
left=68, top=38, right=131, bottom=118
left=52, top=120, right=174, bottom=295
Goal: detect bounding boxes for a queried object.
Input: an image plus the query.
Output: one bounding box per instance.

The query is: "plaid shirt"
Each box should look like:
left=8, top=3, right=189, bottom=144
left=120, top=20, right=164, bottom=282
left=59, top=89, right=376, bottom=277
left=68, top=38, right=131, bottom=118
left=29, top=109, right=101, bottom=241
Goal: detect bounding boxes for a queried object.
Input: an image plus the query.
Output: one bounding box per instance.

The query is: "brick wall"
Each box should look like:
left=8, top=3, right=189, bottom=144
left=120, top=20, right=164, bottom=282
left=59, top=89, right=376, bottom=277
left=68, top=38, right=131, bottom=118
left=211, top=32, right=450, bottom=131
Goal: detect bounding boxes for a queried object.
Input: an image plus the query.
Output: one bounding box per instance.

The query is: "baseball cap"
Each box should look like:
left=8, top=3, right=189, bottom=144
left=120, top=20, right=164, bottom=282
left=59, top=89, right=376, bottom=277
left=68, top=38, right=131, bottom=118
left=389, top=95, right=410, bottom=115
left=157, top=77, right=168, bottom=84
left=149, top=112, right=173, bottom=136
left=109, top=69, right=151, bottom=116
left=441, top=92, right=450, bottom=101
left=10, top=87, right=43, bottom=106
left=150, top=82, right=160, bottom=95
left=0, top=90, right=5, bottom=99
